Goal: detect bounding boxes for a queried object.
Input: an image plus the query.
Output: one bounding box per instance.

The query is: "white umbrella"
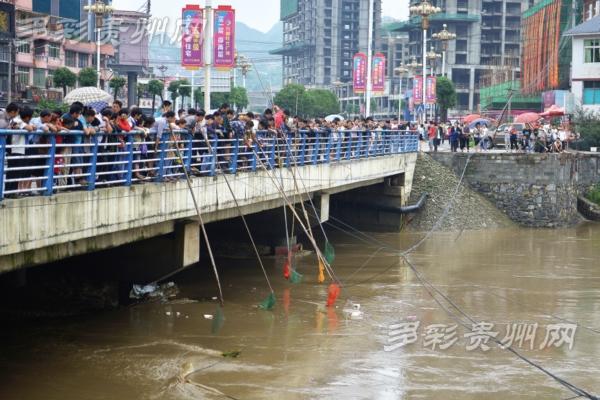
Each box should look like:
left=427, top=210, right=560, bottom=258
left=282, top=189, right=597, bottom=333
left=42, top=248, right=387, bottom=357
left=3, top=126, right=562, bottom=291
left=325, top=114, right=345, bottom=122
left=64, top=87, right=113, bottom=108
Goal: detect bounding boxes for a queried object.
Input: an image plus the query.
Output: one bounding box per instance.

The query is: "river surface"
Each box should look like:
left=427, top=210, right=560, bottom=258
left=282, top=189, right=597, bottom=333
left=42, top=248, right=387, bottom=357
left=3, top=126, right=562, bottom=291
left=1, top=224, right=600, bottom=399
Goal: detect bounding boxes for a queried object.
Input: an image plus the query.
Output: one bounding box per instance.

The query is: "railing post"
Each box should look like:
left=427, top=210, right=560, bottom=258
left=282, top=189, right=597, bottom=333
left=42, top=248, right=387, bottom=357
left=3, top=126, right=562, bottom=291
left=285, top=136, right=291, bottom=168
left=300, top=131, right=306, bottom=166
left=336, top=131, right=342, bottom=161
left=156, top=132, right=167, bottom=182
left=346, top=133, right=352, bottom=160
left=44, top=134, right=56, bottom=196
left=251, top=142, right=258, bottom=172
left=357, top=132, right=364, bottom=159
left=0, top=134, right=5, bottom=200
left=269, top=137, right=276, bottom=168
left=185, top=132, right=193, bottom=172
left=312, top=134, right=319, bottom=165
left=325, top=130, right=333, bottom=163
left=87, top=135, right=99, bottom=191
left=125, top=133, right=134, bottom=186
left=231, top=136, right=239, bottom=174
left=210, top=135, right=218, bottom=176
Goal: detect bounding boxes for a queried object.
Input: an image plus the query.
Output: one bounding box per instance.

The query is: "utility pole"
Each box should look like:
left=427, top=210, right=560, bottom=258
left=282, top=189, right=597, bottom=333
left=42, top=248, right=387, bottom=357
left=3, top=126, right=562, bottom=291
left=204, top=0, right=213, bottom=112
left=365, top=0, right=374, bottom=117
left=158, top=64, right=168, bottom=101
left=7, top=39, right=14, bottom=104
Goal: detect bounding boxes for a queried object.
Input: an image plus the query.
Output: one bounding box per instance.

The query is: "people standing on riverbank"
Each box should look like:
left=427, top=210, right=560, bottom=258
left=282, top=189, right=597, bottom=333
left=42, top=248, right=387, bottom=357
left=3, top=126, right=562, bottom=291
left=449, top=122, right=461, bottom=153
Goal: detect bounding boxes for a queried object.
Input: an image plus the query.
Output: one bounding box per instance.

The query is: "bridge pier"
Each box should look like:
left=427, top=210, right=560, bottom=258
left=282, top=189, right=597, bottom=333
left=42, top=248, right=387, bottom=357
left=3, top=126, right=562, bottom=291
left=331, top=171, right=415, bottom=232
left=173, top=220, right=201, bottom=270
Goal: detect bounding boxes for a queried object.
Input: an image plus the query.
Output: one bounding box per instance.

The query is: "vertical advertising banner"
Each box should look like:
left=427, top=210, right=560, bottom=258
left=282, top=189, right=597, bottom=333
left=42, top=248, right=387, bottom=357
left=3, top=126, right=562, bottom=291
left=371, top=52, right=386, bottom=94
left=413, top=76, right=423, bottom=105
left=213, top=6, right=236, bottom=69
left=181, top=5, right=203, bottom=69
left=353, top=53, right=367, bottom=94
left=426, top=76, right=437, bottom=104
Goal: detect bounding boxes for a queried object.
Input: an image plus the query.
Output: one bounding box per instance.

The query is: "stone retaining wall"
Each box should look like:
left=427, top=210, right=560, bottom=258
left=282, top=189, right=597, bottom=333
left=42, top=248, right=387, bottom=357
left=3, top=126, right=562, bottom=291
left=429, top=152, right=600, bottom=227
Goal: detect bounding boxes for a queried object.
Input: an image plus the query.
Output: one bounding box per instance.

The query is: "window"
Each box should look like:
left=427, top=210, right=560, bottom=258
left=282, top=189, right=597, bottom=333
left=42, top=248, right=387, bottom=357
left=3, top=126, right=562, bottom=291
left=16, top=40, right=30, bottom=54
left=48, top=44, right=60, bottom=59
left=17, top=67, right=29, bottom=86
left=583, top=81, right=600, bottom=104
left=584, top=39, right=600, bottom=63
left=46, top=70, right=54, bottom=87
left=33, top=68, right=46, bottom=87
left=78, top=53, right=89, bottom=68
left=65, top=50, right=76, bottom=67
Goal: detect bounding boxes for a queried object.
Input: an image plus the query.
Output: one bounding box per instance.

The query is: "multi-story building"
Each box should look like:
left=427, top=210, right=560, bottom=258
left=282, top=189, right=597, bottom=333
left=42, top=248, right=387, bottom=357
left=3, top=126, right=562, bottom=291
left=393, top=0, right=533, bottom=112
left=0, top=0, right=16, bottom=107
left=272, top=0, right=382, bottom=87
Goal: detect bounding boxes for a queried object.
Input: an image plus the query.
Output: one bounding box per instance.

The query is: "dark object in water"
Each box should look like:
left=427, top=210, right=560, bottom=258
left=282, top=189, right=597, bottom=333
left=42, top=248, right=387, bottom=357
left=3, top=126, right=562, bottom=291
left=222, top=350, right=241, bottom=358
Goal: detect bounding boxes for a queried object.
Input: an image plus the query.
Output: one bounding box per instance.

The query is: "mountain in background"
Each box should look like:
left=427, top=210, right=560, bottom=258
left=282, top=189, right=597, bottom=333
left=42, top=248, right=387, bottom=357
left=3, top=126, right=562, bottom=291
left=148, top=21, right=283, bottom=94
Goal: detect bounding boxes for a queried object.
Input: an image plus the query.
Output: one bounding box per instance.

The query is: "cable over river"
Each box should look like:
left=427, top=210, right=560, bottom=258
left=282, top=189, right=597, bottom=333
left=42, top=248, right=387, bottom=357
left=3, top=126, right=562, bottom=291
left=1, top=224, right=599, bottom=399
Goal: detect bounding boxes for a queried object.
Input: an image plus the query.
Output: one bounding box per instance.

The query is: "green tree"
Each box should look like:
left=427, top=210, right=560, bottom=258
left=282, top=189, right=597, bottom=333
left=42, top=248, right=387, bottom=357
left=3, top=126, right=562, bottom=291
left=178, top=79, right=191, bottom=104
left=572, top=108, right=600, bottom=151
left=109, top=76, right=126, bottom=101
left=305, top=89, right=339, bottom=116
left=230, top=86, right=249, bottom=111
left=53, top=67, right=77, bottom=96
left=437, top=76, right=457, bottom=122
left=211, top=92, right=230, bottom=109
left=148, top=79, right=164, bottom=114
left=78, top=67, right=98, bottom=87
left=273, top=83, right=307, bottom=116
left=36, top=98, right=68, bottom=114
left=168, top=80, right=181, bottom=104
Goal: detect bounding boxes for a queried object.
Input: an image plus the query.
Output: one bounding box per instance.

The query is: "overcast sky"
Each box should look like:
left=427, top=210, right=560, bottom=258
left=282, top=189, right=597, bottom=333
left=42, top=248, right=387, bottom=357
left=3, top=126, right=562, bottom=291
left=113, top=0, right=409, bottom=33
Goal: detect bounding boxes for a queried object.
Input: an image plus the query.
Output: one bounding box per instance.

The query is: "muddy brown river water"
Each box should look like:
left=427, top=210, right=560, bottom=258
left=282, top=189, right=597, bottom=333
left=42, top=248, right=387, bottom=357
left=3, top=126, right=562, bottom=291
left=1, top=224, right=599, bottom=399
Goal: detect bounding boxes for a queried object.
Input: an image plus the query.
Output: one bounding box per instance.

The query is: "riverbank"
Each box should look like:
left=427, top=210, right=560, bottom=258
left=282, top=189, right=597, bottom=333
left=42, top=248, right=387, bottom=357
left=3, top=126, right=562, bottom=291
left=406, top=153, right=514, bottom=232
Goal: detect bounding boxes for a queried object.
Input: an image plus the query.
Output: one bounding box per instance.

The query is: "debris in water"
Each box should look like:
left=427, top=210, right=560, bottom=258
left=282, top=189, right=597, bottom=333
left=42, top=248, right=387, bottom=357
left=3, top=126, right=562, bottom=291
left=342, top=301, right=364, bottom=320
left=221, top=350, right=241, bottom=358
left=204, top=314, right=214, bottom=320
left=165, top=311, right=172, bottom=316
left=129, top=282, right=179, bottom=302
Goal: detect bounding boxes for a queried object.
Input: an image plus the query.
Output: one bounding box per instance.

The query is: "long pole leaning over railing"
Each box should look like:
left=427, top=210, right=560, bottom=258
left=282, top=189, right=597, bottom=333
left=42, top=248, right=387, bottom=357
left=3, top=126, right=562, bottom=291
left=163, top=129, right=224, bottom=306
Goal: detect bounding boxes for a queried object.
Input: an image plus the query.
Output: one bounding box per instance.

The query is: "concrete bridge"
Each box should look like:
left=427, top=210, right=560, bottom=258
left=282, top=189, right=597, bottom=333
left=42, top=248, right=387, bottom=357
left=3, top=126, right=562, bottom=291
left=0, top=132, right=419, bottom=274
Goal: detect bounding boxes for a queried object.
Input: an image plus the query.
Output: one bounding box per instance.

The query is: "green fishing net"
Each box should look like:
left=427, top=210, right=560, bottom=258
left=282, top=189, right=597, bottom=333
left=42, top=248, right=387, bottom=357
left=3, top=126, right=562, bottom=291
left=324, top=241, right=336, bottom=265
left=259, top=292, right=276, bottom=310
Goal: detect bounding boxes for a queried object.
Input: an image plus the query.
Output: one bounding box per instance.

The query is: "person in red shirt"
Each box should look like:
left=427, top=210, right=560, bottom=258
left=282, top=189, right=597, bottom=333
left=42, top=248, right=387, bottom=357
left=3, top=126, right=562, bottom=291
left=427, top=121, right=438, bottom=152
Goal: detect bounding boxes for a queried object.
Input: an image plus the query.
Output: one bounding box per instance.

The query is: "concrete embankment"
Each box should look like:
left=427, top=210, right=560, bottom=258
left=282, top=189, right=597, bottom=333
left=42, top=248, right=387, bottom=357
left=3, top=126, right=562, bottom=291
left=406, top=153, right=514, bottom=232
left=429, top=152, right=600, bottom=228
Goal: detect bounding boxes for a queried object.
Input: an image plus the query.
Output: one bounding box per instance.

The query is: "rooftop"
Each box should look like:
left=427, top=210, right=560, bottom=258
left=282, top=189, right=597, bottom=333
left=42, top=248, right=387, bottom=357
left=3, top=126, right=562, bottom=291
left=564, top=14, right=600, bottom=36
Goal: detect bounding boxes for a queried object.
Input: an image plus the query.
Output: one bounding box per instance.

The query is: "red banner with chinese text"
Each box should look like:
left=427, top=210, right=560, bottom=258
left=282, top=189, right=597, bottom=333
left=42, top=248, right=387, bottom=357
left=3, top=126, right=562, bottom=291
left=213, top=6, right=236, bottom=69
left=353, top=53, right=367, bottom=94
left=181, top=5, right=203, bottom=69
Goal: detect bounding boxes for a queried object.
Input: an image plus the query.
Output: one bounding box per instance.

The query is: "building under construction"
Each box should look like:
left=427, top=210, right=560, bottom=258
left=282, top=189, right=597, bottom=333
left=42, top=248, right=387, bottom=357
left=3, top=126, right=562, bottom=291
left=393, top=0, right=533, bottom=113
left=272, top=0, right=382, bottom=87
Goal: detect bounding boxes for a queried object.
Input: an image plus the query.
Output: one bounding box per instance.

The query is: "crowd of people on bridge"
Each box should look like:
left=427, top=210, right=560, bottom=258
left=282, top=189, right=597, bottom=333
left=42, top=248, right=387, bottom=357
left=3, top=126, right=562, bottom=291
left=0, top=101, right=418, bottom=198
left=417, top=120, right=576, bottom=154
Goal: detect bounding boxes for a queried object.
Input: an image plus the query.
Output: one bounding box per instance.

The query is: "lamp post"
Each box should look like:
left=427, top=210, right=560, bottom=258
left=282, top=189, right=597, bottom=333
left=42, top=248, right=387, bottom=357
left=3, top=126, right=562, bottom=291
left=394, top=65, right=409, bottom=122
left=405, top=56, right=422, bottom=122
left=426, top=46, right=441, bottom=121
left=332, top=80, right=344, bottom=113
left=83, top=0, right=113, bottom=89
left=237, top=55, right=252, bottom=89
left=432, top=23, right=456, bottom=77
left=409, top=1, right=440, bottom=123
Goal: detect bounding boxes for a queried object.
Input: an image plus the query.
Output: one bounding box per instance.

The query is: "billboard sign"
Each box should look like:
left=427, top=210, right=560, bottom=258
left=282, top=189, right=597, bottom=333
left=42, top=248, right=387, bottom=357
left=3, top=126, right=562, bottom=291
left=213, top=6, right=236, bottom=69
left=181, top=5, right=203, bottom=69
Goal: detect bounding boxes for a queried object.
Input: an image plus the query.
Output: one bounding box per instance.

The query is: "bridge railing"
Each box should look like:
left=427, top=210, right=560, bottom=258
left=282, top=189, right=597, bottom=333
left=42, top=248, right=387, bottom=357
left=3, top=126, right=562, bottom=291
left=0, top=129, right=419, bottom=200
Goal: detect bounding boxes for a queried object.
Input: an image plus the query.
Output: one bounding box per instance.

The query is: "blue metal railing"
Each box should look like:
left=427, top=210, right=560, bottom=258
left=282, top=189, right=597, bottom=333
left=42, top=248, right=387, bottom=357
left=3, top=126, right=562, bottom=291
left=0, top=129, right=419, bottom=200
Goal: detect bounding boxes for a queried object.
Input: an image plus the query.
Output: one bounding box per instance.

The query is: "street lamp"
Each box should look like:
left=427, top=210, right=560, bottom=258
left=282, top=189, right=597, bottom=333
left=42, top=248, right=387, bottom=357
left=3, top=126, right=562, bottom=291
left=426, top=46, right=441, bottom=75
left=432, top=23, right=456, bottom=77
left=409, top=0, right=440, bottom=123
left=332, top=80, right=344, bottom=113
left=426, top=47, right=441, bottom=121
left=83, top=0, right=113, bottom=89
left=394, top=65, right=409, bottom=122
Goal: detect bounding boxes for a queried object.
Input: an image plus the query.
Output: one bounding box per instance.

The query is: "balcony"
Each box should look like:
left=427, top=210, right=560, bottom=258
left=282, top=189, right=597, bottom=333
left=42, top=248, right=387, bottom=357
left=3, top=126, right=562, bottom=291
left=15, top=52, right=33, bottom=67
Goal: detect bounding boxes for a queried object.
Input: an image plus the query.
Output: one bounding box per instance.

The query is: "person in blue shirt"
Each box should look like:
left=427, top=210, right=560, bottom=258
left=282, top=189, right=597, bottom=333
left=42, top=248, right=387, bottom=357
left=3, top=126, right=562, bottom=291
left=449, top=122, right=462, bottom=153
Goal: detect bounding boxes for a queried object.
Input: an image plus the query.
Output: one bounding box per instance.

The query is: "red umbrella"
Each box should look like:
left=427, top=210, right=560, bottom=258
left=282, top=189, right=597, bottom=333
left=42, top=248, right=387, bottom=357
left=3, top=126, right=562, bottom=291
left=515, top=112, right=541, bottom=124
left=540, top=105, right=565, bottom=117
left=463, top=114, right=481, bottom=124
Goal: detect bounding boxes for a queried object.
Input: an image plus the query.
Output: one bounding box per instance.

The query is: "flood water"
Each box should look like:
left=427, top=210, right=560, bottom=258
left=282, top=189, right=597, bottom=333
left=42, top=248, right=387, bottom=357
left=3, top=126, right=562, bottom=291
left=1, top=224, right=600, bottom=399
